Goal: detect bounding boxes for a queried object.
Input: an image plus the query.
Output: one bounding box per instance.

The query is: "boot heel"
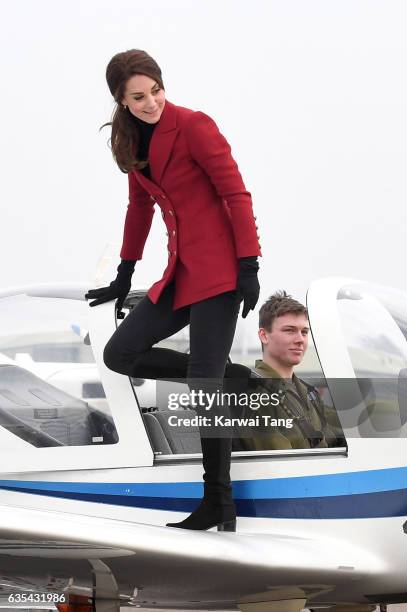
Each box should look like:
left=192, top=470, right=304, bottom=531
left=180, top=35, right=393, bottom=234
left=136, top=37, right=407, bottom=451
left=217, top=520, right=236, bottom=532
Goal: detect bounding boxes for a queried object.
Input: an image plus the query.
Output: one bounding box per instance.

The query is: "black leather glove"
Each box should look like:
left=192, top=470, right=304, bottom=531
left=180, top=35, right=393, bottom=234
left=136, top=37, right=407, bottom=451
left=85, top=260, right=136, bottom=318
left=236, top=256, right=260, bottom=319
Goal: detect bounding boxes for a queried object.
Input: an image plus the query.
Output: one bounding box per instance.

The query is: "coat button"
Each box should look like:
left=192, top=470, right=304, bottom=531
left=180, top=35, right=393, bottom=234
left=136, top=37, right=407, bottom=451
left=150, top=195, right=155, bottom=201
left=161, top=194, right=166, bottom=199
left=169, top=210, right=173, bottom=216
left=172, top=230, right=176, bottom=237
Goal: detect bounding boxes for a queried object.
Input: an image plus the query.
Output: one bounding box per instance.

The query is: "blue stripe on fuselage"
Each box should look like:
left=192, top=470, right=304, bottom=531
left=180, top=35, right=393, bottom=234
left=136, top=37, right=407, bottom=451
left=0, top=484, right=407, bottom=518
left=3, top=465, right=407, bottom=498
left=1, top=467, right=407, bottom=518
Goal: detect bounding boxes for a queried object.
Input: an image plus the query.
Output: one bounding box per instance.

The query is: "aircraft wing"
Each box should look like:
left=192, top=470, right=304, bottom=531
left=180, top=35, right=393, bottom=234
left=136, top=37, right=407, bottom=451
left=0, top=504, right=384, bottom=611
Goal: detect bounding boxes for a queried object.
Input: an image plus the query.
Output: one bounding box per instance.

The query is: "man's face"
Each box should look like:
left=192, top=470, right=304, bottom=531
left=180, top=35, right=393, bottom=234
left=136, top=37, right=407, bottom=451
left=259, top=313, right=309, bottom=368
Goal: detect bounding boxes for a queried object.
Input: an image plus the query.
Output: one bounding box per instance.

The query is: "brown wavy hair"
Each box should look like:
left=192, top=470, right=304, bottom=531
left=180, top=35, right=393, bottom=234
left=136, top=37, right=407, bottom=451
left=259, top=291, right=308, bottom=331
left=101, top=49, right=165, bottom=173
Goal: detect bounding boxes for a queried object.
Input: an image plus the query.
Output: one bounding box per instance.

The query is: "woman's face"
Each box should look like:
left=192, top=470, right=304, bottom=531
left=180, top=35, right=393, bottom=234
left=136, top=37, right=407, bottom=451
left=121, top=74, right=165, bottom=123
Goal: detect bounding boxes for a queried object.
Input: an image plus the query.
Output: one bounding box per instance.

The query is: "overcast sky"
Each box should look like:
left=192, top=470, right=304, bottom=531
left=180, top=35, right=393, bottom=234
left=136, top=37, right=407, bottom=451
left=1, top=0, right=406, bottom=338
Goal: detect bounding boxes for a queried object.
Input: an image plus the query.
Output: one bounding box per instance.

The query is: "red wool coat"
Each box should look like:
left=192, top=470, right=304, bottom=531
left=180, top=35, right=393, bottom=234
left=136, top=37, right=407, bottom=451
left=120, top=99, right=261, bottom=310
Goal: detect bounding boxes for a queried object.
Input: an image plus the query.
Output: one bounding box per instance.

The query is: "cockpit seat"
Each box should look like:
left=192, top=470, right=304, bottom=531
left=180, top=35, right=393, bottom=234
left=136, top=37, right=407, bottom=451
left=143, top=412, right=172, bottom=455
left=152, top=409, right=202, bottom=454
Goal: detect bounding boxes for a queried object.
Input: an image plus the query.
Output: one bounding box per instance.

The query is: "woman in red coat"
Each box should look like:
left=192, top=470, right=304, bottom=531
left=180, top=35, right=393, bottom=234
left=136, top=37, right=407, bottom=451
left=85, top=49, right=261, bottom=531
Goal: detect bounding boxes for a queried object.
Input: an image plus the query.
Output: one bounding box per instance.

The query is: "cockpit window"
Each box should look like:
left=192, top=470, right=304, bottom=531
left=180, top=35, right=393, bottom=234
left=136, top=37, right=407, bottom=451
left=337, top=283, right=407, bottom=436
left=337, top=285, right=407, bottom=377
left=0, top=295, right=118, bottom=447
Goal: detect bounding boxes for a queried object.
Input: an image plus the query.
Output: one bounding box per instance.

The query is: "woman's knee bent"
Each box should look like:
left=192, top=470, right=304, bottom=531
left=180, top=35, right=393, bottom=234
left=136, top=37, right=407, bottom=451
left=103, top=338, right=132, bottom=375
left=103, top=339, right=121, bottom=373
left=103, top=335, right=148, bottom=376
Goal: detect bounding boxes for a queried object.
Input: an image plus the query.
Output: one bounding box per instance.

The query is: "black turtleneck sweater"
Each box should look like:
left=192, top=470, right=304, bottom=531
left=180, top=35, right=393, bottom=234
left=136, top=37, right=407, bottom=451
left=134, top=116, right=158, bottom=179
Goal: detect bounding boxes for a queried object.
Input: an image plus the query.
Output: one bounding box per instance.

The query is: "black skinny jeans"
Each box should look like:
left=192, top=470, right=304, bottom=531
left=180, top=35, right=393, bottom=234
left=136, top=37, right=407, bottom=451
left=103, top=282, right=240, bottom=386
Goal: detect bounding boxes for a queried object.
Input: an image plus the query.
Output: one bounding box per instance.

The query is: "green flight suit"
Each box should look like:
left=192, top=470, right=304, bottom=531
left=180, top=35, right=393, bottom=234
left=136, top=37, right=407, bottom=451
left=239, top=360, right=344, bottom=451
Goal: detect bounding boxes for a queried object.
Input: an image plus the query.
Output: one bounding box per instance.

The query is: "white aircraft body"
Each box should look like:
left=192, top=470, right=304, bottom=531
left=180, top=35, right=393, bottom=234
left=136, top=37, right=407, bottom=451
left=0, top=278, right=406, bottom=612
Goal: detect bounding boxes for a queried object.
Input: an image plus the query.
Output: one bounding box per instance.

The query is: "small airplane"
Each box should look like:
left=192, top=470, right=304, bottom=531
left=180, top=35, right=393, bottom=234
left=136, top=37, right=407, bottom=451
left=0, top=277, right=406, bottom=612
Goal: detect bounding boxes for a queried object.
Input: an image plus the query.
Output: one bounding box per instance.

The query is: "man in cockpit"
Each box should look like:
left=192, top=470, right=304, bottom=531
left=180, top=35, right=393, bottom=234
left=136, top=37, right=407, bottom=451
left=238, top=291, right=344, bottom=451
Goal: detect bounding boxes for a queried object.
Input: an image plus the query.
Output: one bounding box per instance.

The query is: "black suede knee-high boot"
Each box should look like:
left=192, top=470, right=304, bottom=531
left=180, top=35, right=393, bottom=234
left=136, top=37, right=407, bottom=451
left=166, top=436, right=236, bottom=531
left=201, top=436, right=234, bottom=507
left=165, top=363, right=251, bottom=530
